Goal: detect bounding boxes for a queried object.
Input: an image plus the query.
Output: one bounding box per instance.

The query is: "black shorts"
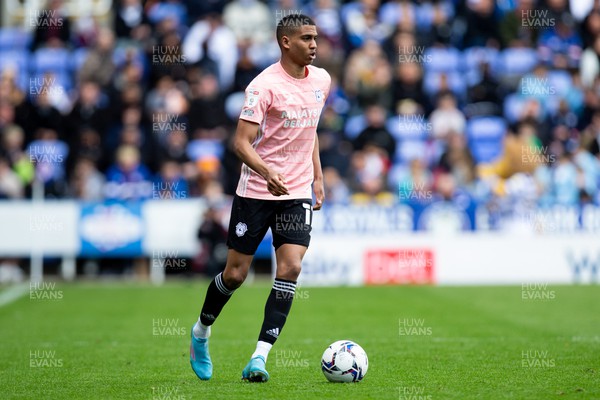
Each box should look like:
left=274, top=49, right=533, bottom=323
left=226, top=194, right=313, bottom=255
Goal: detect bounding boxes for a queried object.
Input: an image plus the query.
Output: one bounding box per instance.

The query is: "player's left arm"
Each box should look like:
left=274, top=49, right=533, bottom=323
left=312, top=133, right=324, bottom=210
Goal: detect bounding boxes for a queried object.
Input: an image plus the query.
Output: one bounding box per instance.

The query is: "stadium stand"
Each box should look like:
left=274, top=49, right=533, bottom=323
left=0, top=0, right=599, bottom=276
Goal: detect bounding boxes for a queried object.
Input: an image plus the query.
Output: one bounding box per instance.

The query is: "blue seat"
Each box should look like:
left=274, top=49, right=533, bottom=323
left=497, top=48, right=539, bottom=78
left=547, top=70, right=572, bottom=97
left=393, top=115, right=429, bottom=141
left=466, top=116, right=506, bottom=163
left=28, top=71, right=74, bottom=98
left=394, top=139, right=427, bottom=165
left=344, top=114, right=367, bottom=140
left=32, top=48, right=71, bottom=74
left=424, top=47, right=462, bottom=73
left=187, top=139, right=224, bottom=161
left=503, top=93, right=526, bottom=123
left=0, top=28, right=31, bottom=50
left=0, top=49, right=29, bottom=73
left=470, top=141, right=504, bottom=164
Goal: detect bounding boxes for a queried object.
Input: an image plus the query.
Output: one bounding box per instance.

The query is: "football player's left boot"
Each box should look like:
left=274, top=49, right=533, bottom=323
left=190, top=326, right=212, bottom=380
left=241, top=356, right=269, bottom=382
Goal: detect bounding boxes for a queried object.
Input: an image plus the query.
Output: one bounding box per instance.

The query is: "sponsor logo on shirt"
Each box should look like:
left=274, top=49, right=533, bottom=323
left=280, top=108, right=321, bottom=128
left=245, top=89, right=259, bottom=108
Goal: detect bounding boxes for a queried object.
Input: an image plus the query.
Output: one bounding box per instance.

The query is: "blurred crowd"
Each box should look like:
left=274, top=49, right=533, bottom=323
left=0, top=0, right=599, bottom=211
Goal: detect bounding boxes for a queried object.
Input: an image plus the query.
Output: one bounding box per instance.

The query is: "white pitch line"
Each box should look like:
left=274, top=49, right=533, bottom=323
left=0, top=283, right=29, bottom=308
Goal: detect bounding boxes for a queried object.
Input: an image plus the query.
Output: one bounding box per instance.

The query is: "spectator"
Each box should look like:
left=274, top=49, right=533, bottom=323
left=27, top=128, right=69, bottom=198
left=517, top=64, right=555, bottom=113
left=552, top=152, right=580, bottom=205
left=145, top=75, right=188, bottom=116
left=114, top=0, right=151, bottom=39
left=69, top=157, right=105, bottom=200
left=353, top=104, right=396, bottom=160
left=183, top=14, right=238, bottom=90
left=31, top=0, right=72, bottom=50
left=152, top=160, right=188, bottom=199
left=104, top=145, right=153, bottom=200
left=436, top=131, right=476, bottom=190
left=341, top=0, right=389, bottom=49
left=573, top=144, right=600, bottom=198
left=193, top=156, right=221, bottom=197
left=480, top=121, right=542, bottom=190
left=79, top=28, right=117, bottom=88
left=580, top=7, right=600, bottom=48
left=0, top=71, right=25, bottom=109
left=344, top=40, right=393, bottom=109
left=580, top=35, right=600, bottom=88
left=397, top=158, right=433, bottom=203
left=149, top=28, right=188, bottom=83
left=118, top=124, right=159, bottom=172
left=196, top=199, right=228, bottom=276
left=69, top=127, right=104, bottom=172
left=463, top=0, right=501, bottom=48
left=223, top=0, right=272, bottom=46
left=159, top=129, right=191, bottom=166
left=537, top=15, right=583, bottom=69
left=467, top=61, right=501, bottom=105
left=307, top=0, right=344, bottom=46
left=147, top=0, right=188, bottom=29
left=323, top=166, right=351, bottom=204
left=349, top=144, right=392, bottom=202
left=378, top=0, right=417, bottom=36
left=188, top=72, right=228, bottom=137
left=1, top=125, right=34, bottom=188
left=0, top=156, right=24, bottom=199
left=67, top=81, right=110, bottom=143
left=232, top=39, right=263, bottom=93
left=429, top=91, right=466, bottom=140
left=392, top=61, right=429, bottom=113
left=581, top=110, right=600, bottom=156
left=499, top=0, right=539, bottom=48
left=25, top=87, right=64, bottom=140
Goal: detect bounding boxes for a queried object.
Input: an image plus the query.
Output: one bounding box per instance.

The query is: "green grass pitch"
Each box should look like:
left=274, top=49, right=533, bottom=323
left=0, top=281, right=598, bottom=399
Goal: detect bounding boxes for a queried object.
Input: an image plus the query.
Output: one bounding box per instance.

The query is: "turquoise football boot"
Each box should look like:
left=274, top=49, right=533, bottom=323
left=189, top=327, right=212, bottom=380
left=241, top=356, right=270, bottom=382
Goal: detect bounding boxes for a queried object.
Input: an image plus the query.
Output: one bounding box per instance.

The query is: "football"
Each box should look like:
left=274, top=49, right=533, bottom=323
left=321, top=340, right=368, bottom=382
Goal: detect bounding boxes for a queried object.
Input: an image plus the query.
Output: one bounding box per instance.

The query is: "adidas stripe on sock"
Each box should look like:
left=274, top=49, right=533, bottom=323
left=198, top=272, right=235, bottom=327
left=257, top=278, right=297, bottom=345
left=214, top=272, right=234, bottom=296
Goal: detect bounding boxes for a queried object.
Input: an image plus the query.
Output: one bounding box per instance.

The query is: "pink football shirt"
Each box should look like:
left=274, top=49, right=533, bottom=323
left=237, top=61, right=331, bottom=200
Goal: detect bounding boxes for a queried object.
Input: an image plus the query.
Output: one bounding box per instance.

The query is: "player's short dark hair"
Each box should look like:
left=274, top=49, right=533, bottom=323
left=276, top=14, right=316, bottom=44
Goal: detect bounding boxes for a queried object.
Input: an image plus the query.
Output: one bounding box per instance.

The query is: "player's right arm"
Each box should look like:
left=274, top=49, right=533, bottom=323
left=233, top=119, right=289, bottom=196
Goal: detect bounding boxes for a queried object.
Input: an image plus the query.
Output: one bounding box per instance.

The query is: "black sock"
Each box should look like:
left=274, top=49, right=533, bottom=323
left=199, top=272, right=235, bottom=326
left=257, top=278, right=297, bottom=344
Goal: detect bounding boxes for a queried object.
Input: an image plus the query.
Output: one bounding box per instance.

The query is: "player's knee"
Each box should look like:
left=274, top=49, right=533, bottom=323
left=222, top=267, right=247, bottom=289
left=278, top=260, right=302, bottom=281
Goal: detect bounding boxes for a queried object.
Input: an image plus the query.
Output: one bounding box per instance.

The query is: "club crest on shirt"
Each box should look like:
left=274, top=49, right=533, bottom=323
left=314, top=89, right=323, bottom=102
left=245, top=89, right=259, bottom=108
